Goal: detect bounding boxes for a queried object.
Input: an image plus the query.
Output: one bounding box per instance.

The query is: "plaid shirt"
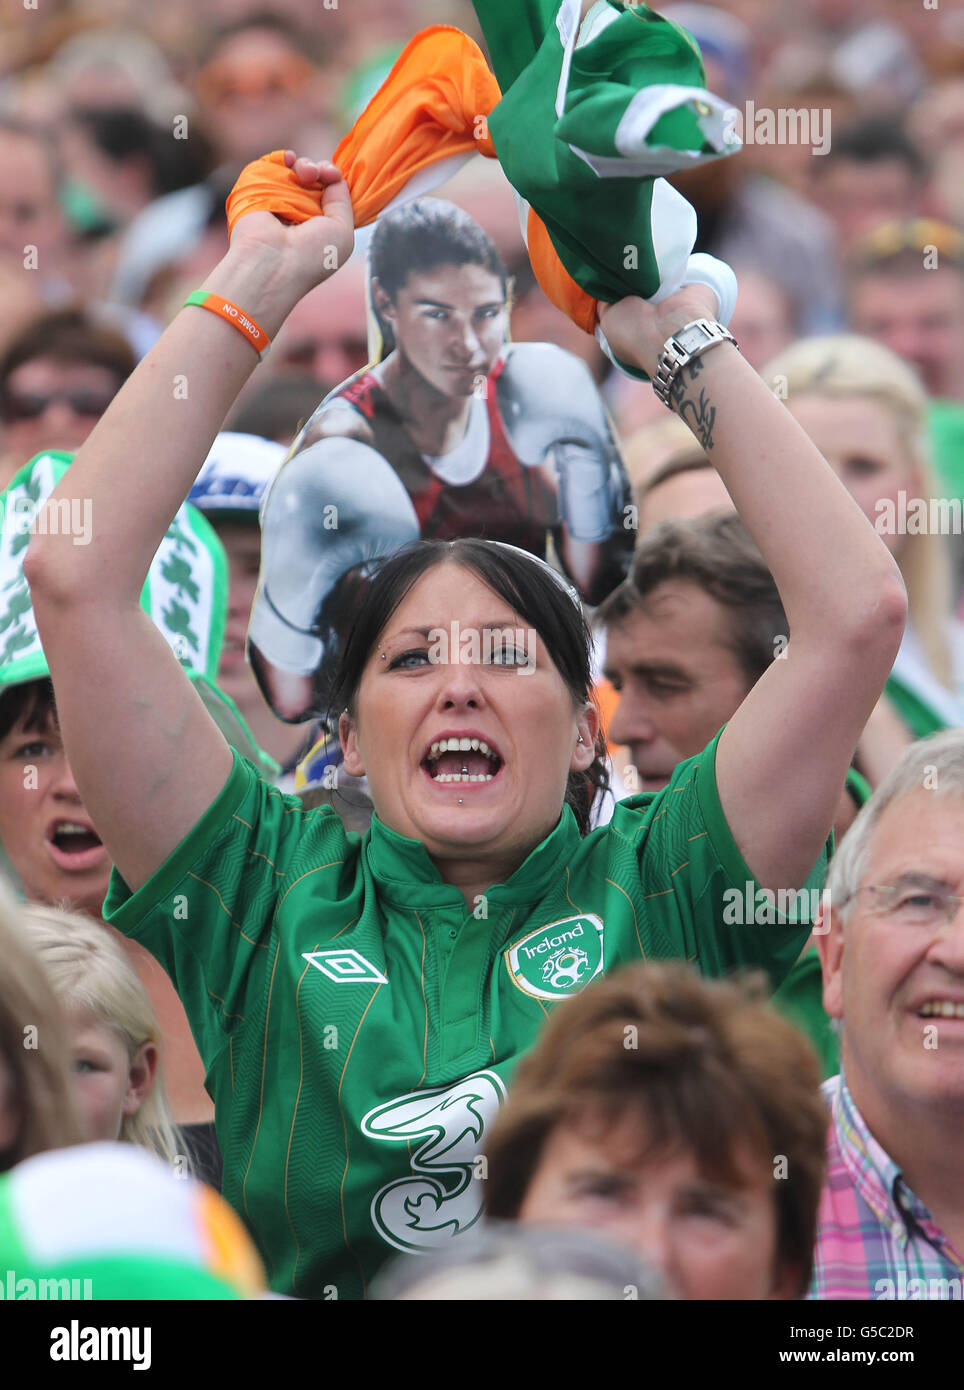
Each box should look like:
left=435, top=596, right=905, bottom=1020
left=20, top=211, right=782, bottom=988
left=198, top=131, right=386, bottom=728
left=808, top=1073, right=964, bottom=1299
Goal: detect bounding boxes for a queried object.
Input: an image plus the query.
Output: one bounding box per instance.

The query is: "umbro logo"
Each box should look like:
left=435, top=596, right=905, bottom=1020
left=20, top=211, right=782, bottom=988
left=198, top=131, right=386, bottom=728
left=302, top=949, right=388, bottom=985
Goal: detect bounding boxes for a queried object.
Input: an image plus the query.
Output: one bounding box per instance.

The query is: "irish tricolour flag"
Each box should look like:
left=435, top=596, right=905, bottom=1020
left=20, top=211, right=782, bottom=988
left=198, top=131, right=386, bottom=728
left=226, top=1, right=740, bottom=375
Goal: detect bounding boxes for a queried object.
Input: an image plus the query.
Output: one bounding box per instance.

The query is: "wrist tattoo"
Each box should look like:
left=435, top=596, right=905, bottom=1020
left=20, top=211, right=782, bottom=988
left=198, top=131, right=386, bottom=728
left=669, top=359, right=716, bottom=450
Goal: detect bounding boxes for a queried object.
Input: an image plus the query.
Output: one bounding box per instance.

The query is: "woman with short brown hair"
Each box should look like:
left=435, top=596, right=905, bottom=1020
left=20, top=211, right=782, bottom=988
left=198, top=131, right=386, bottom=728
left=486, top=961, right=827, bottom=1299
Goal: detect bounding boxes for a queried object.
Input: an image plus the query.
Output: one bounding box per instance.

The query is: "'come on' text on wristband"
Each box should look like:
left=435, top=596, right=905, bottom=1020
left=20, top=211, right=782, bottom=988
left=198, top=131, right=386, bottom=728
left=183, top=291, right=271, bottom=360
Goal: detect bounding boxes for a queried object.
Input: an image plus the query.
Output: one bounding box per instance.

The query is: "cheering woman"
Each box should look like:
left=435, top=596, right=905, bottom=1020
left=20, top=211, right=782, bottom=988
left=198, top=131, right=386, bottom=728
left=28, top=154, right=906, bottom=1298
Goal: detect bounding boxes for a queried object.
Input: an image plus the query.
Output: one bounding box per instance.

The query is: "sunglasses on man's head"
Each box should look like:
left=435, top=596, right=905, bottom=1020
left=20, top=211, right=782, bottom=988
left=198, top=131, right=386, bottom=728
left=0, top=388, right=116, bottom=423
left=852, top=218, right=964, bottom=270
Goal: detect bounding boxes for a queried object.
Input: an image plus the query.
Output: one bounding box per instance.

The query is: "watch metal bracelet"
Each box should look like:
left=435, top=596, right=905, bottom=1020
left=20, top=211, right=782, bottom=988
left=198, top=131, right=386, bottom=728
left=652, top=318, right=737, bottom=408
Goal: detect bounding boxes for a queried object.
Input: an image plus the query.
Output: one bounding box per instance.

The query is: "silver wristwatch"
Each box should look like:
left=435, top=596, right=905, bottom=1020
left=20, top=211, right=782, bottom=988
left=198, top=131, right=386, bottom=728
left=652, top=318, right=737, bottom=407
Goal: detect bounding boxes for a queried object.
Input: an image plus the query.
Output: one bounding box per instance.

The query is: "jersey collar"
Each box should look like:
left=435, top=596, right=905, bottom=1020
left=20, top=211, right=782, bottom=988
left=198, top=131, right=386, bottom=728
left=365, top=804, right=582, bottom=907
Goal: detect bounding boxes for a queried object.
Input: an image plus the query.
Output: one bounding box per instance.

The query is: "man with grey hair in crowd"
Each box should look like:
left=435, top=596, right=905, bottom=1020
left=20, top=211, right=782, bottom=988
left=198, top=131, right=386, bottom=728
left=811, top=729, right=964, bottom=1299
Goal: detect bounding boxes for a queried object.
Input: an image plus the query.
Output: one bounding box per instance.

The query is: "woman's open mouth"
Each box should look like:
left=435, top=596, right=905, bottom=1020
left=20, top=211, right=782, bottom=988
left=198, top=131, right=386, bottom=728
left=45, top=819, right=108, bottom=872
left=421, top=735, right=504, bottom=785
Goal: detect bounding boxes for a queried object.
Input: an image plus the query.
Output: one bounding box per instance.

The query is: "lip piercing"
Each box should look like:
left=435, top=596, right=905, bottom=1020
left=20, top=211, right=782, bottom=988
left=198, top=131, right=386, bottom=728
left=578, top=736, right=584, bottom=743
left=458, top=798, right=463, bottom=804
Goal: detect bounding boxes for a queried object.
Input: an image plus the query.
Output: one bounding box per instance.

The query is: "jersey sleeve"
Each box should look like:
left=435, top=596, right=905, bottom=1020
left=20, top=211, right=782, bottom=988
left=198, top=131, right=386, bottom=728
left=770, top=944, right=840, bottom=1079
left=613, top=728, right=827, bottom=990
left=102, top=751, right=344, bottom=1067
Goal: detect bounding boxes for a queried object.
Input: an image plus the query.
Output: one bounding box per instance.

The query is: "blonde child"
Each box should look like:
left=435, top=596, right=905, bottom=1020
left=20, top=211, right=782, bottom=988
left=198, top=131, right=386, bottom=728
left=0, top=883, right=79, bottom=1171
left=21, top=905, right=185, bottom=1169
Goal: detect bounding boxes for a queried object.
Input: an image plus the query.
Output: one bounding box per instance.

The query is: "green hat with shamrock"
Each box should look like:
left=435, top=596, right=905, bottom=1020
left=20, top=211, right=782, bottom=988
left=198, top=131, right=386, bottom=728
left=0, top=450, right=278, bottom=778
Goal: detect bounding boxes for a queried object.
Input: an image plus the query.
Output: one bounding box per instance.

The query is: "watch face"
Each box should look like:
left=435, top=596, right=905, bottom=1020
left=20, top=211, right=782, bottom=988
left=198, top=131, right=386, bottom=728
left=677, top=322, right=712, bottom=353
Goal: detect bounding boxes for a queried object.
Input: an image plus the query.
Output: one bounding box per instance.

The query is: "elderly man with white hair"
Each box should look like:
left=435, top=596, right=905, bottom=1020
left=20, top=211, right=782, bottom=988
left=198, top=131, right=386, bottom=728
left=812, top=729, right=964, bottom=1300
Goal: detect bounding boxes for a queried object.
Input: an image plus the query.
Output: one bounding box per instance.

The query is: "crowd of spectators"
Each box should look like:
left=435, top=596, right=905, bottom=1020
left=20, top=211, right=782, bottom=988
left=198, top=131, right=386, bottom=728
left=0, top=0, right=962, bottom=1307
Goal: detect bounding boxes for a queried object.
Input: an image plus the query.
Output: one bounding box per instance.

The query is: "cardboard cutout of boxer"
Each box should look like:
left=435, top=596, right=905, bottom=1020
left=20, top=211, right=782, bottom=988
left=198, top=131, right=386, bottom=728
left=248, top=197, right=634, bottom=723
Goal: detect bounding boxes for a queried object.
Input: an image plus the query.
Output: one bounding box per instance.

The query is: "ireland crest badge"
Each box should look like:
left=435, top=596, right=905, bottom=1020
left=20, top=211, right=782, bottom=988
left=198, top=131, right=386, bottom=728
left=505, top=915, right=604, bottom=1001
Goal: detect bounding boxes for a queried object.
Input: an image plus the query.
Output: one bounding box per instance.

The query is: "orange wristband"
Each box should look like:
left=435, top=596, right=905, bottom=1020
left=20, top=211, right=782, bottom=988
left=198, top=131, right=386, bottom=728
left=183, top=291, right=270, bottom=358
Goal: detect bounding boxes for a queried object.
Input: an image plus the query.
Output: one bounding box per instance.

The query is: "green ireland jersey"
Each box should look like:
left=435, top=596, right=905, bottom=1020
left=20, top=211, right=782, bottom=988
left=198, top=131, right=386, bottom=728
left=104, top=729, right=825, bottom=1299
left=769, top=765, right=872, bottom=1080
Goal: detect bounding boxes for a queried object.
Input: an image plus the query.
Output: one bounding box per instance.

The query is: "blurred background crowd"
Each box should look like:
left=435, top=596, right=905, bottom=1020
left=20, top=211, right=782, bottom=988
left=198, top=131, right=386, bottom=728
left=0, top=0, right=963, bottom=1303
left=0, top=0, right=960, bottom=486
left=0, top=0, right=961, bottom=470
left=1, top=0, right=963, bottom=597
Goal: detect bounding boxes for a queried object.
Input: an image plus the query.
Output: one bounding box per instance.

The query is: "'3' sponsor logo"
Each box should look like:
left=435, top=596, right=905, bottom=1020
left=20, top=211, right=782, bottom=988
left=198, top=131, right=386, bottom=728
left=361, top=1071, right=506, bottom=1253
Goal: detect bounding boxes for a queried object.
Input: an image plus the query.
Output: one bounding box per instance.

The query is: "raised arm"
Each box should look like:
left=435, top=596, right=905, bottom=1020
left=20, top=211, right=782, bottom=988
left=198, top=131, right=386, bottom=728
left=599, top=292, right=907, bottom=892
left=26, top=154, right=354, bottom=892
